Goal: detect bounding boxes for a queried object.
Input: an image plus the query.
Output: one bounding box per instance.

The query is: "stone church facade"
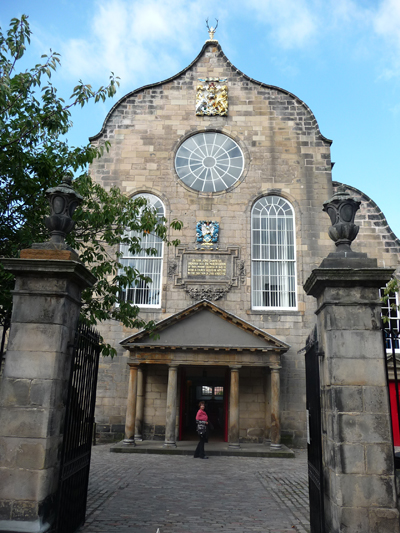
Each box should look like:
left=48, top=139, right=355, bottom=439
left=89, top=38, right=400, bottom=448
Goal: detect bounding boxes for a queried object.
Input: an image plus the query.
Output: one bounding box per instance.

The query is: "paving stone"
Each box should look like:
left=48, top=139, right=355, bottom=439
left=79, top=445, right=310, bottom=533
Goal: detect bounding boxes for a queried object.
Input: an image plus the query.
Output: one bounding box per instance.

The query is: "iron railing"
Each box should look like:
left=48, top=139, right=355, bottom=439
left=0, top=316, right=10, bottom=378
left=56, top=321, right=101, bottom=533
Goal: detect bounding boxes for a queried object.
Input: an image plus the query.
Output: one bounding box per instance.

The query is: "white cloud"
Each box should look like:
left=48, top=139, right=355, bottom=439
left=329, top=0, right=368, bottom=24
left=331, top=0, right=400, bottom=78
left=59, top=0, right=320, bottom=93
left=40, top=0, right=400, bottom=95
left=374, top=0, right=400, bottom=43
left=373, top=0, right=400, bottom=78
left=241, top=0, right=318, bottom=49
left=60, top=0, right=206, bottom=91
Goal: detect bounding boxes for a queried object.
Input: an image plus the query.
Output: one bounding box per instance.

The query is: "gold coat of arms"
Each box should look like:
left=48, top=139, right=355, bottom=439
left=196, top=78, right=228, bottom=116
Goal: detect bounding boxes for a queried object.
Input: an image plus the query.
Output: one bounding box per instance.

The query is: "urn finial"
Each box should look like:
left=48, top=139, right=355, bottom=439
left=323, top=185, right=361, bottom=252
left=44, top=174, right=83, bottom=247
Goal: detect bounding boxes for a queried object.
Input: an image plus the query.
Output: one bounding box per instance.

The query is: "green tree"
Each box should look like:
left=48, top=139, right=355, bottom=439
left=0, top=15, right=181, bottom=356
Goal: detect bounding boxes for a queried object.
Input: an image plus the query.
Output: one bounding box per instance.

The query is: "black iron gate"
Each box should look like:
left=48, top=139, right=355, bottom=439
left=56, top=321, right=101, bottom=533
left=305, top=328, right=325, bottom=533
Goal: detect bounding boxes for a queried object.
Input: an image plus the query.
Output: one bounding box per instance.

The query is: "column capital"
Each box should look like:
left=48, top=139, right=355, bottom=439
left=127, top=362, right=140, bottom=369
left=229, top=365, right=242, bottom=371
left=168, top=363, right=179, bottom=368
left=270, top=365, right=282, bottom=372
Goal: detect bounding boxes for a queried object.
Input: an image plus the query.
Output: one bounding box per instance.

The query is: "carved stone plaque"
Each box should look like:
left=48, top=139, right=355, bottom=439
left=173, top=246, right=243, bottom=301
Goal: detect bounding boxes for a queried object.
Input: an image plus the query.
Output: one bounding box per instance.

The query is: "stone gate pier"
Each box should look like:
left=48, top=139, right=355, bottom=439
left=304, top=187, right=400, bottom=532
left=0, top=176, right=96, bottom=533
left=0, top=256, right=95, bottom=533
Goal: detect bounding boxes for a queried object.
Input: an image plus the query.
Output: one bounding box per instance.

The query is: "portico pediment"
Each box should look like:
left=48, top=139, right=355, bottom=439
left=120, top=300, right=289, bottom=356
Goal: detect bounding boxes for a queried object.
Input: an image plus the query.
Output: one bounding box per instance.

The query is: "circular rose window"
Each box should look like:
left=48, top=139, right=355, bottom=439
left=175, top=132, right=244, bottom=193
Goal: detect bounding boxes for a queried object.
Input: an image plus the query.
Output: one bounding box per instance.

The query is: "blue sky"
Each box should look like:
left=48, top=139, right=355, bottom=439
left=2, top=0, right=400, bottom=236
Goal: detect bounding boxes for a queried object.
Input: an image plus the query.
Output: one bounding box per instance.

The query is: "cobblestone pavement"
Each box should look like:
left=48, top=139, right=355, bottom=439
left=80, top=445, right=310, bottom=533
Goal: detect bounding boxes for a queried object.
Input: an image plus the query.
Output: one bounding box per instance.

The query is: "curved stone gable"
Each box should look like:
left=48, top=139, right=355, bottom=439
left=334, top=181, right=400, bottom=270
left=90, top=41, right=331, bottom=145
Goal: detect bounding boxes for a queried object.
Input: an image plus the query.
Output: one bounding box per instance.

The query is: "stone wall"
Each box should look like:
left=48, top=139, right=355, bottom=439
left=142, top=366, right=168, bottom=440
left=93, top=320, right=129, bottom=442
left=334, top=181, right=400, bottom=272
left=304, top=261, right=400, bottom=532
left=89, top=41, right=400, bottom=446
left=0, top=258, right=95, bottom=533
left=239, top=368, right=265, bottom=442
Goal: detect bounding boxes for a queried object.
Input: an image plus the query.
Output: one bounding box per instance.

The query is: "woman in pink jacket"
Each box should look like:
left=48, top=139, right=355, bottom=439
left=194, top=401, right=209, bottom=459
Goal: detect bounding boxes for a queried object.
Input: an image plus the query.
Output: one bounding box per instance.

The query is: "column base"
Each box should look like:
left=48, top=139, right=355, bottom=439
left=228, top=443, right=241, bottom=449
left=134, top=435, right=143, bottom=441
left=163, top=441, right=177, bottom=448
left=270, top=443, right=282, bottom=449
left=123, top=438, right=136, bottom=445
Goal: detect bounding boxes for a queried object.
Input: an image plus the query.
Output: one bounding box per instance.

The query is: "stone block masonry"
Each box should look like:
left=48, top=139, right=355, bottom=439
left=0, top=257, right=96, bottom=533
left=305, top=259, right=400, bottom=532
left=89, top=40, right=400, bottom=447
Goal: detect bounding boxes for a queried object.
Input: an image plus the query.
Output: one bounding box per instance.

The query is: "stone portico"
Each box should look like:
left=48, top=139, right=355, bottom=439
left=120, top=300, right=289, bottom=449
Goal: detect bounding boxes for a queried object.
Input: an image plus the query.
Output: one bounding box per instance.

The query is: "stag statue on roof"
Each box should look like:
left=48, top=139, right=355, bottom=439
left=206, top=18, right=218, bottom=40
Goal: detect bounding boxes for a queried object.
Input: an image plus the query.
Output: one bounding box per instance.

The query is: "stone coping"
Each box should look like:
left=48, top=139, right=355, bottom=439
left=304, top=267, right=394, bottom=297
left=109, top=440, right=295, bottom=458
left=1, top=257, right=97, bottom=288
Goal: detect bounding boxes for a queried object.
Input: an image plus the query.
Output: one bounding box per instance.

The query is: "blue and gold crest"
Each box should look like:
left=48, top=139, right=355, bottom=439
left=196, top=221, right=219, bottom=249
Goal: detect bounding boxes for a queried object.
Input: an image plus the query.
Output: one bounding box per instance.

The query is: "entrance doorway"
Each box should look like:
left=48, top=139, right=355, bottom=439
left=179, top=367, right=229, bottom=442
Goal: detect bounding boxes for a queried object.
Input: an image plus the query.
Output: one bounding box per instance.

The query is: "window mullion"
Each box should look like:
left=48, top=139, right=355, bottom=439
left=119, top=194, right=164, bottom=308
left=251, top=196, right=296, bottom=310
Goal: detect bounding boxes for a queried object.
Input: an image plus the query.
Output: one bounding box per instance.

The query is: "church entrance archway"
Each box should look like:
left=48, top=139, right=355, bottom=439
left=179, top=366, right=229, bottom=442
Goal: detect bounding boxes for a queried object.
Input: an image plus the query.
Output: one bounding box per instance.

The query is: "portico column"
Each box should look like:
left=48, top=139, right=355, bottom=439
left=228, top=365, right=241, bottom=449
left=124, top=363, right=139, bottom=444
left=270, top=366, right=282, bottom=449
left=164, top=364, right=179, bottom=448
left=264, top=367, right=271, bottom=444
left=135, top=365, right=145, bottom=441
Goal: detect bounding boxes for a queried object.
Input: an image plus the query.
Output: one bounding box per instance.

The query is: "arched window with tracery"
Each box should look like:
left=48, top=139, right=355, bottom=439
left=120, top=193, right=164, bottom=308
left=251, top=196, right=297, bottom=309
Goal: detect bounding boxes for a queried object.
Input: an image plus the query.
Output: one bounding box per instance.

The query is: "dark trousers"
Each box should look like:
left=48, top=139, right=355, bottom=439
left=194, top=435, right=206, bottom=458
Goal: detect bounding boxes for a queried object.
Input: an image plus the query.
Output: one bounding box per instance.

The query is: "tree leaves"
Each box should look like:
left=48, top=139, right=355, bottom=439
left=68, top=175, right=182, bottom=355
left=0, top=15, right=181, bottom=356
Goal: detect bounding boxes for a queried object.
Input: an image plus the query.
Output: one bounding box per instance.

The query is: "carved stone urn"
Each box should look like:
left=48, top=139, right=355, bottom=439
left=44, top=174, right=83, bottom=247
left=323, top=185, right=361, bottom=252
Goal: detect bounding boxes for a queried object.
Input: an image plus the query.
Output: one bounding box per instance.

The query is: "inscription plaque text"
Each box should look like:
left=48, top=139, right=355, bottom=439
left=187, top=259, right=227, bottom=276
